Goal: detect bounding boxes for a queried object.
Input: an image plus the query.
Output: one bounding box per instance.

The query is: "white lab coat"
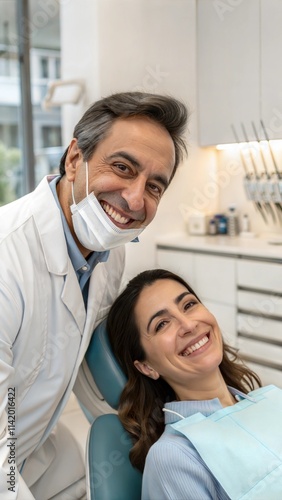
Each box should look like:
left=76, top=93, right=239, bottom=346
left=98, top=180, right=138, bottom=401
left=0, top=176, right=125, bottom=499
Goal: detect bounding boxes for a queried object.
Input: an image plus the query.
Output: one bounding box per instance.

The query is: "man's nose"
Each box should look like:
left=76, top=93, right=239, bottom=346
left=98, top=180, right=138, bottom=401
left=121, top=178, right=145, bottom=212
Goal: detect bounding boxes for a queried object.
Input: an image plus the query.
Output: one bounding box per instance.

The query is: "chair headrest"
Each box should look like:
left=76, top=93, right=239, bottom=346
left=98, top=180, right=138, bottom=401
left=85, top=319, right=127, bottom=410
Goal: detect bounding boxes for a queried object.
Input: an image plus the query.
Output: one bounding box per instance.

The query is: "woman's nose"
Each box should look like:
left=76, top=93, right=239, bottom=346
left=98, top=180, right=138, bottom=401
left=177, top=315, right=198, bottom=336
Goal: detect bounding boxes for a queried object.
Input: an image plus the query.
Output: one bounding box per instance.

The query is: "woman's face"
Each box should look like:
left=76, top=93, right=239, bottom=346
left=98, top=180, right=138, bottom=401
left=134, top=279, right=223, bottom=399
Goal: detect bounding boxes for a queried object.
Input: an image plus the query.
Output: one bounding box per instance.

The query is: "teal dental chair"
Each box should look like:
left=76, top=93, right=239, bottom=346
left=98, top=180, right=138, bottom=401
left=85, top=320, right=142, bottom=500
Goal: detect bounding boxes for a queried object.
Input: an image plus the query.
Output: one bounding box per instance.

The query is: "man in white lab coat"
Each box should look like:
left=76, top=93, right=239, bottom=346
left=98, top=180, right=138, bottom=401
left=0, top=92, right=188, bottom=499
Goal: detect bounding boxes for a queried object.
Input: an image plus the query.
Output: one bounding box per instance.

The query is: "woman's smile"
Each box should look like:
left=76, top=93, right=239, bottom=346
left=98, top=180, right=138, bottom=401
left=179, top=332, right=210, bottom=357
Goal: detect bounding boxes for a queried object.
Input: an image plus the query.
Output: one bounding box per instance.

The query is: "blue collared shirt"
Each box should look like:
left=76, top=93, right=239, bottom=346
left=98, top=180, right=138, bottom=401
left=49, top=175, right=109, bottom=306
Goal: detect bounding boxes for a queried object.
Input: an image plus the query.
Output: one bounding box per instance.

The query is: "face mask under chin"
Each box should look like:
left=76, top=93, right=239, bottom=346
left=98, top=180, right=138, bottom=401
left=70, top=162, right=145, bottom=252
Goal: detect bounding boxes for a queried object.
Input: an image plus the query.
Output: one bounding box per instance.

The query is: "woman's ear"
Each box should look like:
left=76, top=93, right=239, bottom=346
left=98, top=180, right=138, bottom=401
left=134, top=360, right=160, bottom=380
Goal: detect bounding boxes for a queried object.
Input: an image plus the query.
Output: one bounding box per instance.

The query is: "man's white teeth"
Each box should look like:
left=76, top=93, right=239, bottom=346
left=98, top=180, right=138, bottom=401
left=101, top=202, right=130, bottom=224
left=181, top=335, right=209, bottom=356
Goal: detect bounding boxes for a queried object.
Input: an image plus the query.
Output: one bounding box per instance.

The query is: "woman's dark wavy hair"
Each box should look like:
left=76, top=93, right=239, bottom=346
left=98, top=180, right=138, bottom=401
left=59, top=91, right=188, bottom=181
left=107, top=269, right=261, bottom=472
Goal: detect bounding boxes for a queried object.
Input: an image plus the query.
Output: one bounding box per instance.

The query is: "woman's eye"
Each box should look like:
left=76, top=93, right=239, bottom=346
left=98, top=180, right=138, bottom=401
left=184, top=300, right=197, bottom=310
left=155, top=320, right=168, bottom=332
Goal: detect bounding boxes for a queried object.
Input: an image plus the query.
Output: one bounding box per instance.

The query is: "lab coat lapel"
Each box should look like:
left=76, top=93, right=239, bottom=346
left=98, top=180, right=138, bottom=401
left=56, top=261, right=109, bottom=411
left=61, top=261, right=86, bottom=334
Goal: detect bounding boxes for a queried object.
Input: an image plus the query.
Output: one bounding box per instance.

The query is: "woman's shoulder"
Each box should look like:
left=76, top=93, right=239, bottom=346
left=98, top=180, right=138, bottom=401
left=143, top=428, right=227, bottom=500
left=146, top=426, right=201, bottom=466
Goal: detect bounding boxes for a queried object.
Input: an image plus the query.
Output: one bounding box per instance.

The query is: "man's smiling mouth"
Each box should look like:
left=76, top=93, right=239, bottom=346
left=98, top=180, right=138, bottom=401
left=180, top=334, right=210, bottom=356
left=101, top=201, right=131, bottom=225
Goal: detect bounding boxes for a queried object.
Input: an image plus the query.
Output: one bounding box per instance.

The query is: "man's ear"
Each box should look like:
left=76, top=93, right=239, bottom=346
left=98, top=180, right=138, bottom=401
left=65, top=138, right=83, bottom=181
left=134, top=360, right=160, bottom=380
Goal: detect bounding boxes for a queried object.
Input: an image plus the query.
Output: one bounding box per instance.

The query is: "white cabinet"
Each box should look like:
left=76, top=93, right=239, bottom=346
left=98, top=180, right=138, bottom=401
left=194, top=254, right=236, bottom=305
left=261, top=0, right=282, bottom=139
left=197, top=0, right=260, bottom=145
left=237, top=257, right=282, bottom=388
left=156, top=248, right=196, bottom=288
left=197, top=0, right=282, bottom=144
left=237, top=258, right=282, bottom=293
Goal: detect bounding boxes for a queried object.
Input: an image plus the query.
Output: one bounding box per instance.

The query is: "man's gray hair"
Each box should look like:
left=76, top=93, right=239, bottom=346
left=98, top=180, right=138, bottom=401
left=59, top=91, right=188, bottom=180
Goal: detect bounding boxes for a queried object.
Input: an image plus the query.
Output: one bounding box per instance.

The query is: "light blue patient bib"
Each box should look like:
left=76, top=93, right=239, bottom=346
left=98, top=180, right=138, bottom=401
left=171, top=385, right=282, bottom=499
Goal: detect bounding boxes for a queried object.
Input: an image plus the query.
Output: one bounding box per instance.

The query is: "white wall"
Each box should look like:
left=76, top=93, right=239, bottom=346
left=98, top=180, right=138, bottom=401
left=60, top=0, right=218, bottom=282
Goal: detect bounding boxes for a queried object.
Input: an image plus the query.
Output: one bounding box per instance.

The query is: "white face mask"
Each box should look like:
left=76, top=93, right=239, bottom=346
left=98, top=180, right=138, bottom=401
left=70, top=162, right=145, bottom=252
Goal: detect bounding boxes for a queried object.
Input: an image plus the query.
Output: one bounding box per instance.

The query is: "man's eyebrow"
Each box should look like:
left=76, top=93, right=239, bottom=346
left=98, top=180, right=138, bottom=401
left=146, top=291, right=191, bottom=332
left=108, top=151, right=169, bottom=190
left=108, top=151, right=140, bottom=169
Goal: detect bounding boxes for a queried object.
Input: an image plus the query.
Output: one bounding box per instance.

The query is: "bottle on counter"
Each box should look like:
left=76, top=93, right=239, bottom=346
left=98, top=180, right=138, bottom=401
left=242, top=214, right=250, bottom=233
left=227, top=206, right=239, bottom=237
left=208, top=218, right=217, bottom=235
left=217, top=214, right=228, bottom=235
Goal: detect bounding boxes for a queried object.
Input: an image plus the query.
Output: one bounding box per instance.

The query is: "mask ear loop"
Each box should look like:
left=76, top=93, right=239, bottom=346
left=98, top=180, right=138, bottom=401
left=71, top=181, right=76, bottom=205
left=71, top=160, right=89, bottom=205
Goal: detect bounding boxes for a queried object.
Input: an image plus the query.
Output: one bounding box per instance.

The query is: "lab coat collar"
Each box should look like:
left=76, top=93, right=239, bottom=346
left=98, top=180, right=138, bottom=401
left=31, top=175, right=72, bottom=276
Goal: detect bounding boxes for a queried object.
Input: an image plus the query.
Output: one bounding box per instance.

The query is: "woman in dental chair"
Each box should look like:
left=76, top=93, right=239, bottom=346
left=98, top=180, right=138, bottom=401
left=107, top=268, right=282, bottom=500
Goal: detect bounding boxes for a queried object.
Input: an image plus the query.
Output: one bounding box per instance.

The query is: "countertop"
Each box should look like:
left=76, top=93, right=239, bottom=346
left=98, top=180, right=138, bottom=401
left=155, top=232, right=282, bottom=261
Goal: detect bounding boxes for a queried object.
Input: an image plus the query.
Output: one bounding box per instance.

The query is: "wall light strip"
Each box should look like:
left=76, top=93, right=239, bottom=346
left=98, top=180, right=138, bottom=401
left=216, top=139, right=282, bottom=150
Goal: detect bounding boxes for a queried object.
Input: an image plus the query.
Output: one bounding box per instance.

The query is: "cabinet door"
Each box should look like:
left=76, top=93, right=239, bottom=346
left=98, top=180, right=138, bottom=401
left=238, top=337, right=282, bottom=368
left=197, top=0, right=260, bottom=145
left=261, top=0, right=282, bottom=140
left=156, top=249, right=196, bottom=288
left=246, top=361, right=282, bottom=388
left=237, top=259, right=282, bottom=293
left=238, top=313, right=282, bottom=344
left=194, top=254, right=236, bottom=305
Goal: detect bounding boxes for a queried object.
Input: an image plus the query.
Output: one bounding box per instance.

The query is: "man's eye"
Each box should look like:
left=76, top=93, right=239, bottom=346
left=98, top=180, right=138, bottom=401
left=114, top=163, right=129, bottom=172
left=148, top=183, right=163, bottom=196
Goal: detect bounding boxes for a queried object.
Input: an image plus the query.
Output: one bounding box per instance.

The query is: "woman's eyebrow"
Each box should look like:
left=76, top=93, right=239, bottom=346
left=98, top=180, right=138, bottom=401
left=146, top=292, right=191, bottom=332
left=175, top=291, right=190, bottom=304
left=147, top=309, right=168, bottom=332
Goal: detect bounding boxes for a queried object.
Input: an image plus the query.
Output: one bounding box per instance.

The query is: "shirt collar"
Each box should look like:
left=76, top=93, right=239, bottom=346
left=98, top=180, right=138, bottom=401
left=49, top=175, right=109, bottom=272
left=163, top=387, right=255, bottom=425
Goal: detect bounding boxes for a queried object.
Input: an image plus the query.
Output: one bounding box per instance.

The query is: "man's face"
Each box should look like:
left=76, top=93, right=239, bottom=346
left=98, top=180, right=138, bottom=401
left=69, top=116, right=175, bottom=230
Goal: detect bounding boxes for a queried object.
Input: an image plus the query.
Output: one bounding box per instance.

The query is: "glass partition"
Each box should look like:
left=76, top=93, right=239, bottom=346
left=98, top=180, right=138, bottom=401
left=0, top=0, right=62, bottom=205
left=0, top=0, right=22, bottom=204
left=29, top=0, right=62, bottom=185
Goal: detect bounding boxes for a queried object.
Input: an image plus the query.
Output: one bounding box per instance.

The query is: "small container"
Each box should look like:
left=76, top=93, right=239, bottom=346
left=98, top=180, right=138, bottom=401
left=218, top=215, right=228, bottom=235
left=208, top=218, right=217, bottom=235
left=187, top=214, right=207, bottom=235
left=227, top=206, right=239, bottom=237
left=242, top=214, right=250, bottom=232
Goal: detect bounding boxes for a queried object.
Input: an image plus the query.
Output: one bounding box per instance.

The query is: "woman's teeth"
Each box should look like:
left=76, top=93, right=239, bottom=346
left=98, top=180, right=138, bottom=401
left=101, top=202, right=130, bottom=224
left=181, top=335, right=209, bottom=356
